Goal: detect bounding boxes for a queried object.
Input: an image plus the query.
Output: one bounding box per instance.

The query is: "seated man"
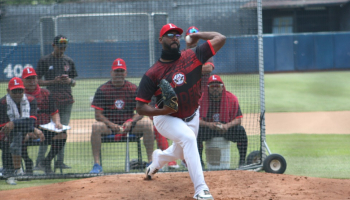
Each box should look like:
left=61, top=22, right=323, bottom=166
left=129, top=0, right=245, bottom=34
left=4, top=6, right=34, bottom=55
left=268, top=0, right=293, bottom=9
left=90, top=58, right=154, bottom=173
left=0, top=77, right=37, bottom=185
left=21, top=67, right=66, bottom=174
left=198, top=75, right=248, bottom=167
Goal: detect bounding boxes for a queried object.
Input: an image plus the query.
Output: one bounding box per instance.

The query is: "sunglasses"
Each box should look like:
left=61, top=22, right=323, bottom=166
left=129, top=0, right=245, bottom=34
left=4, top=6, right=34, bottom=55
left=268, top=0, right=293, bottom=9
left=188, top=28, right=198, bottom=34
left=58, top=38, right=69, bottom=44
left=11, top=89, right=24, bottom=94
left=164, top=33, right=181, bottom=39
left=208, top=84, right=224, bottom=89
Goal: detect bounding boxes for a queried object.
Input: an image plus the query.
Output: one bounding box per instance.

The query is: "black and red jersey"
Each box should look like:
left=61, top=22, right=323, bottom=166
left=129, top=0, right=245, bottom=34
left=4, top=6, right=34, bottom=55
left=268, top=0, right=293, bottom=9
left=36, top=53, right=78, bottom=105
left=205, top=100, right=242, bottom=123
left=25, top=87, right=58, bottom=127
left=0, top=94, right=37, bottom=128
left=136, top=41, right=215, bottom=119
left=91, top=80, right=137, bottom=125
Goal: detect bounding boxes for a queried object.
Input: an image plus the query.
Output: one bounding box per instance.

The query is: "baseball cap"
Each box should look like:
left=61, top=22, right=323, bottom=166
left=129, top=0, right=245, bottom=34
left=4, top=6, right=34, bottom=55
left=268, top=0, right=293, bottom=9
left=8, top=77, right=25, bottom=90
left=111, top=58, right=127, bottom=71
left=22, top=67, right=37, bottom=79
left=53, top=34, right=69, bottom=47
left=208, top=75, right=224, bottom=85
left=186, top=26, right=199, bottom=36
left=159, top=23, right=183, bottom=37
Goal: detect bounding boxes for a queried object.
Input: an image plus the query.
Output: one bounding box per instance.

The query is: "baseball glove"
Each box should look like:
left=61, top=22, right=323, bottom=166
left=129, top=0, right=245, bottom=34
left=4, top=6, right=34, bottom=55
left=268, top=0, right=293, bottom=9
left=159, top=79, right=178, bottom=112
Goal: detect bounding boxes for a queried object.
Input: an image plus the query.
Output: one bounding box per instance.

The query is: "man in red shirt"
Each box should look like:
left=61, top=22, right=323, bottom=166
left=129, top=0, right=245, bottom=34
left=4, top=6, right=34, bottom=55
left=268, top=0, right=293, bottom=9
left=90, top=58, right=154, bottom=174
left=0, top=77, right=37, bottom=184
left=22, top=67, right=67, bottom=174
left=198, top=75, right=248, bottom=167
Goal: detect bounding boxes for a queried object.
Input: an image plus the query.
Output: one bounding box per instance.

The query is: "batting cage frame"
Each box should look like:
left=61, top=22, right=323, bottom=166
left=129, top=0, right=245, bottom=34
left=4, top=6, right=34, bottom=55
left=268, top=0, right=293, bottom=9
left=0, top=0, right=287, bottom=181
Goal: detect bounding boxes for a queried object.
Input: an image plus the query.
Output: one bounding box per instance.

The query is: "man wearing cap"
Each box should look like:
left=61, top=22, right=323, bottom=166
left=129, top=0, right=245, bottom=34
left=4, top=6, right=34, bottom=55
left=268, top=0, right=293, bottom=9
left=198, top=75, right=248, bottom=167
left=35, top=34, right=78, bottom=170
left=21, top=67, right=67, bottom=174
left=0, top=77, right=37, bottom=185
left=136, top=23, right=226, bottom=200
left=89, top=58, right=154, bottom=174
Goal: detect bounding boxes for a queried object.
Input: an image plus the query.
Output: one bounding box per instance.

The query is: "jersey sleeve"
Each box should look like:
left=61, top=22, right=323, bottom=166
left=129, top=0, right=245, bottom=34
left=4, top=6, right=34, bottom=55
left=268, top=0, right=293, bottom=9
left=35, top=58, right=46, bottom=79
left=236, top=105, right=243, bottom=118
left=68, top=59, right=78, bottom=78
left=195, top=41, right=216, bottom=65
left=136, top=74, right=157, bottom=103
left=204, top=57, right=215, bottom=70
left=91, top=87, right=105, bottom=110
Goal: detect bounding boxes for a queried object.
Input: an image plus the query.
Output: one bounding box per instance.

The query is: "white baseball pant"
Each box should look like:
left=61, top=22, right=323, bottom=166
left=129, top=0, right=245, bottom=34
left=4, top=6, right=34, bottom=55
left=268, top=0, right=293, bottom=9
left=153, top=109, right=209, bottom=197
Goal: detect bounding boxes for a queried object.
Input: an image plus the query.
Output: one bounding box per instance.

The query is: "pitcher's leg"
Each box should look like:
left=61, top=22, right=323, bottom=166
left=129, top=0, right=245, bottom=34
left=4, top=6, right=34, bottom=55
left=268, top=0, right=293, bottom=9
left=153, top=114, right=209, bottom=196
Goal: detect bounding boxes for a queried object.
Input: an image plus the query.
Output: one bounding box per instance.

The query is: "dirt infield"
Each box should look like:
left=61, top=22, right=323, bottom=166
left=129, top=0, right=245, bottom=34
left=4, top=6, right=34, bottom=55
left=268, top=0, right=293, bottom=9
left=2, top=170, right=350, bottom=200
left=1, top=111, right=350, bottom=199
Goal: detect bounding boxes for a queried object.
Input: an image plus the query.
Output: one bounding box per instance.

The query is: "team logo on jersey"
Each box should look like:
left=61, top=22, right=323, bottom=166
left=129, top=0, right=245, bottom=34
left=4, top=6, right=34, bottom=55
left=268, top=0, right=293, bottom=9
left=172, top=72, right=186, bottom=87
left=114, top=99, right=125, bottom=109
left=213, top=113, right=220, bottom=122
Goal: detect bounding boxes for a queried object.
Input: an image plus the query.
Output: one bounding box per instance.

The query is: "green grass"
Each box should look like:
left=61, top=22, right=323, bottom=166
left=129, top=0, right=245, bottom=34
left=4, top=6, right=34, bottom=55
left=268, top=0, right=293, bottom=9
left=266, top=134, right=350, bottom=179
left=265, top=71, right=350, bottom=112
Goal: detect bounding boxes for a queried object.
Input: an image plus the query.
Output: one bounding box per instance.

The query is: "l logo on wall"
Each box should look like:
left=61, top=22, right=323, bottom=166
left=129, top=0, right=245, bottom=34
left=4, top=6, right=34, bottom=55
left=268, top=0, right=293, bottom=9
left=114, top=99, right=125, bottom=109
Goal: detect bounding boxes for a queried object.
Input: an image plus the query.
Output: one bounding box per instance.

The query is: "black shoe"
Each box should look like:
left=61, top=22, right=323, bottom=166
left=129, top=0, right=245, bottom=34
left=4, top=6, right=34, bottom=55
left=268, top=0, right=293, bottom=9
left=239, top=160, right=246, bottom=167
left=42, top=160, right=55, bottom=175
left=54, top=162, right=71, bottom=169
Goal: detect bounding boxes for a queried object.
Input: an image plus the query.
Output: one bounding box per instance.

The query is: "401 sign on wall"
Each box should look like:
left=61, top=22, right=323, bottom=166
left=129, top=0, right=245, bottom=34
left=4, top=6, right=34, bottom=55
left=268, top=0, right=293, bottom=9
left=3, top=64, right=34, bottom=79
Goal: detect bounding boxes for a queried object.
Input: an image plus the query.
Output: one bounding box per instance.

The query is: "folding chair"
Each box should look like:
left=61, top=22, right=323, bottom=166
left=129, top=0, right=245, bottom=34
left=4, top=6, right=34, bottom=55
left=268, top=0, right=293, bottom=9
left=100, top=133, right=143, bottom=172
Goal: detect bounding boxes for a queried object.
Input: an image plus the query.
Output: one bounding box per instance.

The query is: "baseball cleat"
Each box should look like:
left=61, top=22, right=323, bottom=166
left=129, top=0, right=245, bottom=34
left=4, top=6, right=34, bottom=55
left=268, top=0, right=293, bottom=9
left=145, top=165, right=158, bottom=180
left=194, top=190, right=214, bottom=200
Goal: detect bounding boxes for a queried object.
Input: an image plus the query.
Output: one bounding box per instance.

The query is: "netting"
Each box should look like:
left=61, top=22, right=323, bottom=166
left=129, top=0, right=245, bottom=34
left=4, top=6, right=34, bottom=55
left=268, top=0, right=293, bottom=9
left=0, top=0, right=263, bottom=179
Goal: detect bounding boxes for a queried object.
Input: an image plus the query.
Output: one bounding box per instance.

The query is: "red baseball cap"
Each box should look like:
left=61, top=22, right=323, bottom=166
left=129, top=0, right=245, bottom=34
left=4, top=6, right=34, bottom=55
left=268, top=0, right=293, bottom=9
left=208, top=75, right=223, bottom=85
left=186, top=26, right=199, bottom=36
left=112, top=58, right=127, bottom=71
left=22, top=67, right=37, bottom=79
left=159, top=23, right=183, bottom=37
left=8, top=77, right=25, bottom=90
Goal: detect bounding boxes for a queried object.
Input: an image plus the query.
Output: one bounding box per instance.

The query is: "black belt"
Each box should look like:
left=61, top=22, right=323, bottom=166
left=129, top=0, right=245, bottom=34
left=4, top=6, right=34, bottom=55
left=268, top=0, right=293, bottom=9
left=182, top=109, right=197, bottom=122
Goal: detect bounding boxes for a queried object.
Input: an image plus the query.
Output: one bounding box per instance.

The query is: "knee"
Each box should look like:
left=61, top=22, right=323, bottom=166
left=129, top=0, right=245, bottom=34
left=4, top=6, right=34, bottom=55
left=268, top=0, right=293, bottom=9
left=91, top=122, right=103, bottom=136
left=54, top=133, right=67, bottom=140
left=138, top=117, right=154, bottom=132
left=236, top=126, right=248, bottom=142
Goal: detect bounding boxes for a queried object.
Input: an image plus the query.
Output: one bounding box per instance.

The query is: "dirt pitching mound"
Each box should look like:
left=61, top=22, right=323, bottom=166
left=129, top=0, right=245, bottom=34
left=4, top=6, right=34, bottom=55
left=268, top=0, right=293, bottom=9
left=2, top=170, right=350, bottom=200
